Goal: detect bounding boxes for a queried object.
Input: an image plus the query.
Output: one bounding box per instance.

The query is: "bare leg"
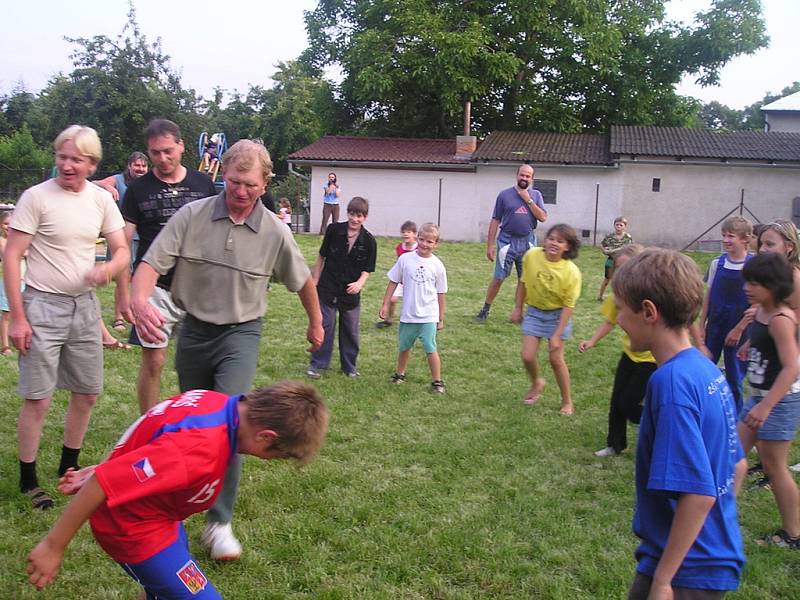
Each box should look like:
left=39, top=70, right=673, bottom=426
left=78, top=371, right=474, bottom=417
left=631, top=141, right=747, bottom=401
left=1, top=311, right=10, bottom=350
left=521, top=335, right=545, bottom=404
left=63, top=393, right=99, bottom=449
left=549, top=340, right=573, bottom=414
left=138, top=346, right=167, bottom=414
left=736, top=422, right=759, bottom=495
left=396, top=349, right=412, bottom=375
left=760, top=440, right=800, bottom=537
left=426, top=351, right=441, bottom=381
left=483, top=277, right=504, bottom=305
left=597, top=278, right=609, bottom=300
left=18, top=398, right=53, bottom=462
left=100, top=321, right=117, bottom=345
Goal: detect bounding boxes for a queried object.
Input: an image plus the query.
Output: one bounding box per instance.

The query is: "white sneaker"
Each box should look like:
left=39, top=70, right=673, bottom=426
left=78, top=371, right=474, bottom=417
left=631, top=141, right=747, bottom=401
left=789, top=463, right=800, bottom=473
left=201, top=522, right=242, bottom=561
left=594, top=446, right=619, bottom=457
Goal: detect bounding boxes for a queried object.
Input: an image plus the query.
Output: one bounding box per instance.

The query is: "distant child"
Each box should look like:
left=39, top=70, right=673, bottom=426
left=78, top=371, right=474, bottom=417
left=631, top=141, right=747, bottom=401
left=699, top=216, right=753, bottom=413
left=278, top=197, right=293, bottom=230
left=579, top=244, right=655, bottom=456
left=612, top=249, right=746, bottom=599
left=308, top=196, right=377, bottom=379
left=737, top=253, right=800, bottom=549
left=380, top=222, right=447, bottom=393
left=511, top=224, right=581, bottom=414
left=0, top=209, right=24, bottom=356
left=26, top=382, right=328, bottom=598
left=376, top=220, right=418, bottom=328
left=596, top=216, right=633, bottom=301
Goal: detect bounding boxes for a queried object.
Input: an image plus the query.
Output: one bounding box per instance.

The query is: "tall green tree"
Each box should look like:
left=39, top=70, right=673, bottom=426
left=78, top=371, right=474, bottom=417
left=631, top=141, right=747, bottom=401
left=696, top=81, right=800, bottom=131
left=303, top=0, right=768, bottom=136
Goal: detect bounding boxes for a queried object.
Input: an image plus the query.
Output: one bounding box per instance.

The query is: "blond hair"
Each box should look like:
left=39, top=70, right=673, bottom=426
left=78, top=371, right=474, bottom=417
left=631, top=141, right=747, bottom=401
left=53, top=125, right=102, bottom=165
left=418, top=222, right=440, bottom=241
left=222, top=140, right=273, bottom=183
left=758, top=220, right=800, bottom=267
left=721, top=216, right=752, bottom=239
left=612, top=249, right=703, bottom=329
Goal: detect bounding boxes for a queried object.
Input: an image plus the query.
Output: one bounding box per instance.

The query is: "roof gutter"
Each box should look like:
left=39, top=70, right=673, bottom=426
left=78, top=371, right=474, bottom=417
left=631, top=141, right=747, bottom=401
left=616, top=157, right=800, bottom=169
left=476, top=160, right=619, bottom=170
left=290, top=159, right=476, bottom=172
left=287, top=161, right=311, bottom=181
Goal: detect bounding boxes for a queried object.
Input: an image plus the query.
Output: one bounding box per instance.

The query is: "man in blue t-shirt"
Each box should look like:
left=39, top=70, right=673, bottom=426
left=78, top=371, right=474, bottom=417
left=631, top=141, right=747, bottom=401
left=475, top=164, right=547, bottom=323
left=612, top=249, right=746, bottom=599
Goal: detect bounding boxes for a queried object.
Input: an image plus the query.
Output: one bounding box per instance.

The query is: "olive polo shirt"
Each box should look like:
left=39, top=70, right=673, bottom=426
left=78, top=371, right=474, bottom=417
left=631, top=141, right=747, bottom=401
left=142, top=193, right=310, bottom=324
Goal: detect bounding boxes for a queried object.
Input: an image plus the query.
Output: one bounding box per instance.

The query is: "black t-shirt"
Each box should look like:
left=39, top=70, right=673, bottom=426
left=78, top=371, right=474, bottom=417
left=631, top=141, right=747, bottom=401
left=121, top=169, right=216, bottom=289
left=317, top=221, right=377, bottom=310
left=260, top=190, right=276, bottom=213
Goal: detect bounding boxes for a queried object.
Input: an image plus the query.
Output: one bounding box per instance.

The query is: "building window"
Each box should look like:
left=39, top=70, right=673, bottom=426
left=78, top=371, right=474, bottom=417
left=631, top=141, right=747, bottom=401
left=652, top=178, right=661, bottom=192
left=535, top=179, right=557, bottom=204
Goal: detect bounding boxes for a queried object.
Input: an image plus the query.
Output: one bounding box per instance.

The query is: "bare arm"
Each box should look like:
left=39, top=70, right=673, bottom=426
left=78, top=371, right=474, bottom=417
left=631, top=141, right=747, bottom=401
left=114, top=222, right=137, bottom=322
left=4, top=229, right=34, bottom=353
left=297, top=276, right=323, bottom=352
left=310, top=255, right=325, bottom=284
left=486, top=218, right=499, bottom=261
left=84, top=228, right=130, bottom=288
left=379, top=281, right=400, bottom=320
left=130, top=262, right=166, bottom=343
left=437, top=293, right=446, bottom=330
left=648, top=493, right=716, bottom=599
left=579, top=320, right=615, bottom=352
left=94, top=175, right=120, bottom=202
left=27, top=476, right=107, bottom=590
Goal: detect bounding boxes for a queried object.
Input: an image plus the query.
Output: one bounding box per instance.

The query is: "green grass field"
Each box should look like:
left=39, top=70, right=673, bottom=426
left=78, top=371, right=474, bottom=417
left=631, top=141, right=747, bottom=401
left=1, top=236, right=798, bottom=599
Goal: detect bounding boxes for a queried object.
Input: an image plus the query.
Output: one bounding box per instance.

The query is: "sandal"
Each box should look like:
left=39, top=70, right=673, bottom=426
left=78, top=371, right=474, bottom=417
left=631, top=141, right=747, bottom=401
left=1, top=346, right=12, bottom=356
left=24, top=487, right=54, bottom=510
left=103, top=340, right=132, bottom=351
left=111, top=319, right=127, bottom=331
left=758, top=528, right=800, bottom=549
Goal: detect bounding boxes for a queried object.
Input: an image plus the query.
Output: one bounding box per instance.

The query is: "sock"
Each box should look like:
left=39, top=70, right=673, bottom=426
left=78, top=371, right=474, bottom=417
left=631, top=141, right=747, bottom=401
left=482, top=303, right=491, bottom=313
left=58, top=445, right=81, bottom=477
left=20, top=460, right=39, bottom=492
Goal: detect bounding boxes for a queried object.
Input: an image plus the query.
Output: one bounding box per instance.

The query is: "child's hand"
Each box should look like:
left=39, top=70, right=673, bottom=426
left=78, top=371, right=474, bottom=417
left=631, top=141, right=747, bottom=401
left=27, top=538, right=64, bottom=590
left=549, top=337, right=563, bottom=352
left=58, top=466, right=97, bottom=496
left=437, top=320, right=444, bottom=331
left=724, top=328, right=742, bottom=347
left=578, top=340, right=592, bottom=353
left=737, top=340, right=750, bottom=362
left=510, top=307, right=522, bottom=324
left=379, top=304, right=389, bottom=320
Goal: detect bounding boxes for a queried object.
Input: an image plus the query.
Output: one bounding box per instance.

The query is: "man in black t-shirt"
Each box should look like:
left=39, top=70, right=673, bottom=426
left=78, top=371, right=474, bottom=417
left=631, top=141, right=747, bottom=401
left=119, top=119, right=216, bottom=415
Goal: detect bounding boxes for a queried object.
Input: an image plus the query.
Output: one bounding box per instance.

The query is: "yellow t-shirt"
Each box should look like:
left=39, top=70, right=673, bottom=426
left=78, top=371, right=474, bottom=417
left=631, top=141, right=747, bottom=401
left=600, top=295, right=656, bottom=363
left=521, top=247, right=581, bottom=309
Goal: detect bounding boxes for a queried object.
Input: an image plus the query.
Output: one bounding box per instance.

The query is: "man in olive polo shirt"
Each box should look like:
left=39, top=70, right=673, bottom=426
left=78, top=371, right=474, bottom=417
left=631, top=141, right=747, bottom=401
left=130, top=140, right=323, bottom=561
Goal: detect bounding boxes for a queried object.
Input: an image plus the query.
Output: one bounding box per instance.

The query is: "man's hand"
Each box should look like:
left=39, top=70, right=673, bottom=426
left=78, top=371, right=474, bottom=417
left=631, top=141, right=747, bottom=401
left=10, top=316, right=33, bottom=355
left=307, top=322, right=324, bottom=352
left=486, top=245, right=496, bottom=262
left=132, top=300, right=167, bottom=344
left=346, top=280, right=364, bottom=295
left=27, top=538, right=64, bottom=590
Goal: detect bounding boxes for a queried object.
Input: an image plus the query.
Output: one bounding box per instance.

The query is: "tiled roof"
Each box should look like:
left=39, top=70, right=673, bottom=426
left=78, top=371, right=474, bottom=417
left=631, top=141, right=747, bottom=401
left=288, top=135, right=472, bottom=165
left=762, top=91, right=800, bottom=112
left=472, top=131, right=611, bottom=165
left=610, top=126, right=800, bottom=161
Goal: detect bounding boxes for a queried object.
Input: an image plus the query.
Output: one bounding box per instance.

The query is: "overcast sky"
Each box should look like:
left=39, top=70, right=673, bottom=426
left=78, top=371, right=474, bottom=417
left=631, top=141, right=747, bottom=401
left=1, top=0, right=797, bottom=110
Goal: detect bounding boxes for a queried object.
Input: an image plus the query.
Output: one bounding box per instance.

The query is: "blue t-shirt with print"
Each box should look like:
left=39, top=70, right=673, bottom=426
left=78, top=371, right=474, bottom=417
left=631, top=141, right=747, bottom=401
left=634, top=347, right=744, bottom=591
left=491, top=186, right=544, bottom=237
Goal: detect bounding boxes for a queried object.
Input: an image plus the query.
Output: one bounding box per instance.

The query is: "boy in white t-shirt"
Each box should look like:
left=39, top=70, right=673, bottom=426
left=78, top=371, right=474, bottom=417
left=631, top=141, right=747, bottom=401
left=379, top=223, right=448, bottom=393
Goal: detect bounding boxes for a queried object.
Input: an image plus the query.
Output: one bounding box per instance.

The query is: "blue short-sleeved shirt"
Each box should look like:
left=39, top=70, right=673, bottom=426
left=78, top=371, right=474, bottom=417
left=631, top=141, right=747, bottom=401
left=634, top=347, right=745, bottom=591
left=491, top=186, right=544, bottom=238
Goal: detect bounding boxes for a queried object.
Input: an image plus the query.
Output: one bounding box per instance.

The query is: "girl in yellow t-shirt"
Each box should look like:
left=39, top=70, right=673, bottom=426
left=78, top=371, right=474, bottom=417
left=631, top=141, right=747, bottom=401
left=511, top=224, right=581, bottom=414
left=579, top=244, right=656, bottom=456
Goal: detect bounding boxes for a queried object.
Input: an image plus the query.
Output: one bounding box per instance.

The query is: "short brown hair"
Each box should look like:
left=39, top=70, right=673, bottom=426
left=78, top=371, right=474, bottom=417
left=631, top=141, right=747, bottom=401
left=721, top=216, right=752, bottom=239
left=614, top=216, right=628, bottom=225
left=244, top=380, right=328, bottom=465
left=612, top=249, right=703, bottom=329
left=613, top=243, right=644, bottom=266
left=546, top=224, right=580, bottom=260
left=347, top=196, right=369, bottom=216
left=144, top=119, right=182, bottom=143
left=400, top=220, right=417, bottom=233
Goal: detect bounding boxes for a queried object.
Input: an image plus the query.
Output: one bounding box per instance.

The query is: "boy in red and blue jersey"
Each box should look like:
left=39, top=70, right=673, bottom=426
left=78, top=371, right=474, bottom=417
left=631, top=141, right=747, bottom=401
left=26, top=381, right=328, bottom=599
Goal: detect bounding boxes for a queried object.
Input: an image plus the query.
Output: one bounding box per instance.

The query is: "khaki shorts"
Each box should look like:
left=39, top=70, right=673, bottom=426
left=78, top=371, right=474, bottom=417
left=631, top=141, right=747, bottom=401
left=18, top=287, right=103, bottom=399
left=129, top=286, right=185, bottom=349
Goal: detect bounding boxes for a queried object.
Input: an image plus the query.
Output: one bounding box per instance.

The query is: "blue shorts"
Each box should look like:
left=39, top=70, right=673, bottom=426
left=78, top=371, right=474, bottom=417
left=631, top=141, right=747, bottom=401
left=398, top=322, right=438, bottom=353
left=119, top=524, right=221, bottom=599
left=521, top=306, right=573, bottom=340
left=493, top=231, right=536, bottom=280
left=739, top=391, right=800, bottom=441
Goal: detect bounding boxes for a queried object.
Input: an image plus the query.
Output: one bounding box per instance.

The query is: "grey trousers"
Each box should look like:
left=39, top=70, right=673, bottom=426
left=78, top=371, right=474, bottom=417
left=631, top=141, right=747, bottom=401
left=176, top=314, right=262, bottom=525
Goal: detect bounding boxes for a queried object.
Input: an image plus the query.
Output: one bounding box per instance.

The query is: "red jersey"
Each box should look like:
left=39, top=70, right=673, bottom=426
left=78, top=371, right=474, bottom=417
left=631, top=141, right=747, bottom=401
left=395, top=241, right=417, bottom=257
left=90, top=390, right=239, bottom=563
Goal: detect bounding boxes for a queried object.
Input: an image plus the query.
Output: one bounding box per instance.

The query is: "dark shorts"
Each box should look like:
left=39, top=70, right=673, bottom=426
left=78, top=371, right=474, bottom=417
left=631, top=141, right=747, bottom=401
left=628, top=573, right=726, bottom=600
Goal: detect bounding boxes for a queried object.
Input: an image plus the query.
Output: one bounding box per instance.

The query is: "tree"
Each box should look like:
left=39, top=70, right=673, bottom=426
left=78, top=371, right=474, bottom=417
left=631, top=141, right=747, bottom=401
left=303, top=0, right=768, bottom=136
left=696, top=81, right=800, bottom=131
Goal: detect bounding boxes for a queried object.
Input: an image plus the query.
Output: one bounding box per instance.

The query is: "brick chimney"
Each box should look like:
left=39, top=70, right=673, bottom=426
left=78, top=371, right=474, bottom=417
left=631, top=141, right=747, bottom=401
left=455, top=135, right=477, bottom=160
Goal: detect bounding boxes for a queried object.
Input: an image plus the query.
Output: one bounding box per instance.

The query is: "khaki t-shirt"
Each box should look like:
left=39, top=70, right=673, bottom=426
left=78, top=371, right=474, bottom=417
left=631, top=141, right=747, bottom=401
left=12, top=179, right=124, bottom=295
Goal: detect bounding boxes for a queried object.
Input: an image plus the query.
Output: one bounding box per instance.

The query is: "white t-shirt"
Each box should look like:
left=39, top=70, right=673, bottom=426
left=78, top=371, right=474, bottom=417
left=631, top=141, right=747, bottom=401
left=12, top=179, right=124, bottom=295
left=387, top=251, right=447, bottom=323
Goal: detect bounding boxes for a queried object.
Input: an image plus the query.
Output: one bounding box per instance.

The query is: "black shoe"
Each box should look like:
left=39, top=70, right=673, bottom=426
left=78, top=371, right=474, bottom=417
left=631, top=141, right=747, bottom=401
left=375, top=320, right=392, bottom=329
left=474, top=309, right=489, bottom=323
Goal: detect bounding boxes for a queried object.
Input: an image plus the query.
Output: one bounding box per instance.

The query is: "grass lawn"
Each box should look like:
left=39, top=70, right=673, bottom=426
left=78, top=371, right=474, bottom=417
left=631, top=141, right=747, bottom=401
left=1, top=235, right=798, bottom=599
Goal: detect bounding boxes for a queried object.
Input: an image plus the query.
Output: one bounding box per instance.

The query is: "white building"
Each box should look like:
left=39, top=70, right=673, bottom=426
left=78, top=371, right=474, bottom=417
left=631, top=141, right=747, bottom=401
left=289, top=126, right=800, bottom=248
left=762, top=91, right=800, bottom=133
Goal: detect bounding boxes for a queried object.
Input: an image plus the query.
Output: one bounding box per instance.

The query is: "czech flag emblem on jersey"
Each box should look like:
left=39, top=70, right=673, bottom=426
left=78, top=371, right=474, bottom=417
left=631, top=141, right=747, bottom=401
left=131, top=457, right=156, bottom=482
left=177, top=560, right=208, bottom=593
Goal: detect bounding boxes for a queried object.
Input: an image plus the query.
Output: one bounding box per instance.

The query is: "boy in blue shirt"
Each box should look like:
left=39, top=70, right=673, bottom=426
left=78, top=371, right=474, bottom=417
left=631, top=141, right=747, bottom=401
left=612, top=249, right=747, bottom=599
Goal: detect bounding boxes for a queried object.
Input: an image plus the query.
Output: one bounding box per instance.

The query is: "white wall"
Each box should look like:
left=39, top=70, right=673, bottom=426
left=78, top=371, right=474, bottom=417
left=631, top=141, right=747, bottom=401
left=619, top=160, right=800, bottom=248
left=766, top=113, right=800, bottom=133
left=308, top=160, right=800, bottom=248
